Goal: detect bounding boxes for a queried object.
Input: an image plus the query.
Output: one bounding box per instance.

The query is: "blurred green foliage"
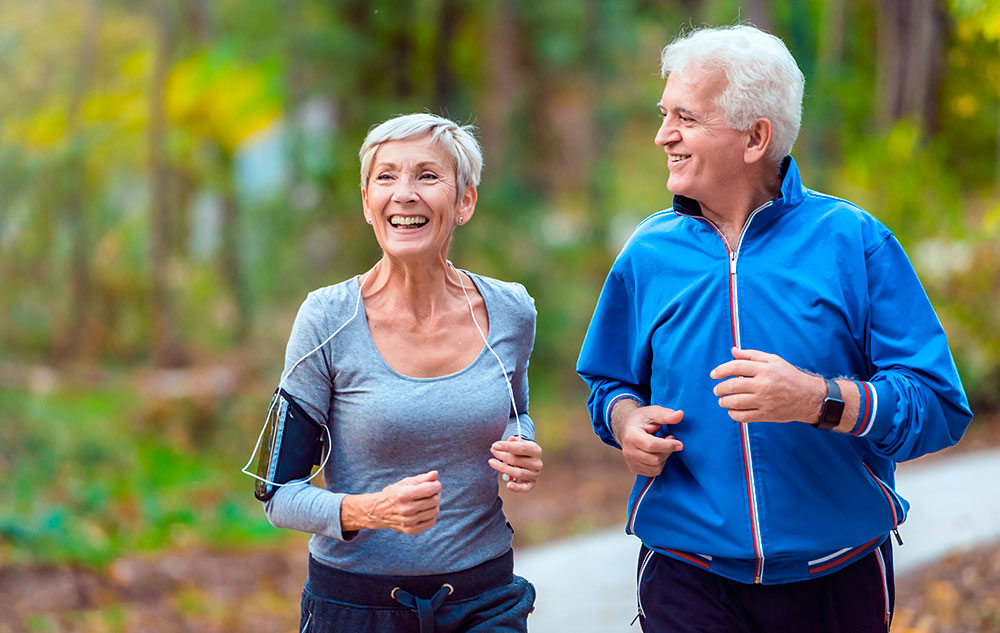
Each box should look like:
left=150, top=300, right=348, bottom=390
left=1, top=0, right=999, bottom=566
left=0, top=383, right=282, bottom=566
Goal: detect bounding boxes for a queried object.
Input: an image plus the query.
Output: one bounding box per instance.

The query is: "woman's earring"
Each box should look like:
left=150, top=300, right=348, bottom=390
left=457, top=217, right=464, bottom=225
left=366, top=218, right=372, bottom=224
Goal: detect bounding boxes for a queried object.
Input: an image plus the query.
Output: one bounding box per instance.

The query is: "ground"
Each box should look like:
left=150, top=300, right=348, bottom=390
left=2, top=416, right=998, bottom=633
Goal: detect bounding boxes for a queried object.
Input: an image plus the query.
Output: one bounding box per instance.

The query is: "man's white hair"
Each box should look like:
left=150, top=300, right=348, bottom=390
left=660, top=25, right=805, bottom=163
left=359, top=113, right=483, bottom=193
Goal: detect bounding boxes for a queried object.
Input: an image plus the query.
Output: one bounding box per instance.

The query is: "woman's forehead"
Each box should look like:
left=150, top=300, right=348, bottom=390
left=373, top=135, right=453, bottom=168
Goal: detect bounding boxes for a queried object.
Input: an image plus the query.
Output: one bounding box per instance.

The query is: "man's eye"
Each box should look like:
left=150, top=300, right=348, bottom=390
left=680, top=115, right=694, bottom=123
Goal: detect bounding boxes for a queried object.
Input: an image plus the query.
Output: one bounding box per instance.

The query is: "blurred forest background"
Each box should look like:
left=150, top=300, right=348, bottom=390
left=2, top=0, right=1000, bottom=631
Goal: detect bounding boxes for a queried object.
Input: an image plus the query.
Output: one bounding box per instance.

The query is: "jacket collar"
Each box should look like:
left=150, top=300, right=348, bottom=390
left=672, top=156, right=805, bottom=219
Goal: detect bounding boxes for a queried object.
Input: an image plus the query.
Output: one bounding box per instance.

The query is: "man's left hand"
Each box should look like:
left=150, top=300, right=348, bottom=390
left=710, top=347, right=824, bottom=423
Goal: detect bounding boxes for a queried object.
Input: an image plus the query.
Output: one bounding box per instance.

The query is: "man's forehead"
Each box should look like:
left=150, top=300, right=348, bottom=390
left=662, top=70, right=726, bottom=105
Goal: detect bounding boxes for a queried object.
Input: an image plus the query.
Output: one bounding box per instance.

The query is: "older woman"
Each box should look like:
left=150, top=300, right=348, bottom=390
left=251, top=113, right=542, bottom=632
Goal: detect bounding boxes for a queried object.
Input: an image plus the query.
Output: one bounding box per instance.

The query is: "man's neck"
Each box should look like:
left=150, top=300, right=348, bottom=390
left=699, top=166, right=782, bottom=248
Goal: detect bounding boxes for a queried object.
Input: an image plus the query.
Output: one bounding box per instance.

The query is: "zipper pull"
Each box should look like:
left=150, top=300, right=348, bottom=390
left=730, top=252, right=737, bottom=274
left=893, top=528, right=903, bottom=546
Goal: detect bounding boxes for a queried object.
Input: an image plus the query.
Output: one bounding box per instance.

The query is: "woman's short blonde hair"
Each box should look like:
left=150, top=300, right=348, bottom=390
left=359, top=113, right=483, bottom=193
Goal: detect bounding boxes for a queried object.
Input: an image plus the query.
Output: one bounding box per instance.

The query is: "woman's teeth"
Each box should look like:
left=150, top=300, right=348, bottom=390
left=389, top=216, right=428, bottom=227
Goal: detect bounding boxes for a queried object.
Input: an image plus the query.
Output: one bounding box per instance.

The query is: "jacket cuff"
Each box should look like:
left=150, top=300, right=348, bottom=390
left=602, top=391, right=646, bottom=446
left=847, top=380, right=894, bottom=440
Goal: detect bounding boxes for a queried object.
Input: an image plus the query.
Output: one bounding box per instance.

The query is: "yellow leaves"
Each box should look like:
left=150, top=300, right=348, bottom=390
left=951, top=92, right=980, bottom=118
left=120, top=49, right=152, bottom=82
left=885, top=122, right=921, bottom=163
left=984, top=198, right=1000, bottom=235
left=4, top=48, right=150, bottom=151
left=83, top=91, right=147, bottom=134
left=165, top=51, right=282, bottom=153
left=953, top=0, right=1000, bottom=42
left=5, top=104, right=69, bottom=149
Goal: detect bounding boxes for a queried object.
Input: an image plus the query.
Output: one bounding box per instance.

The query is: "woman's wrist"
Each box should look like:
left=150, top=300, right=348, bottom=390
left=340, top=492, right=378, bottom=531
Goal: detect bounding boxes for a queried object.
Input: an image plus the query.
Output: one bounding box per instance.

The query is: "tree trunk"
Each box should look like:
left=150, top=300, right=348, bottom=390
left=875, top=0, right=949, bottom=135
left=480, top=0, right=521, bottom=176
left=431, top=0, right=458, bottom=114
left=817, top=0, right=846, bottom=71
left=55, top=0, right=101, bottom=360
left=743, top=0, right=775, bottom=34
left=182, top=0, right=214, bottom=40
left=148, top=0, right=186, bottom=366
left=217, top=152, right=251, bottom=343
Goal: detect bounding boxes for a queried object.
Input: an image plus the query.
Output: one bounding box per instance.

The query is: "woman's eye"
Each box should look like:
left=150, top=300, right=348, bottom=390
left=420, top=172, right=438, bottom=180
left=375, top=173, right=393, bottom=181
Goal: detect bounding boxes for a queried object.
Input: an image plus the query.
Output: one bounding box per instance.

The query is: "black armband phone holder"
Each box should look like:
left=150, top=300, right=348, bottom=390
left=254, top=388, right=325, bottom=501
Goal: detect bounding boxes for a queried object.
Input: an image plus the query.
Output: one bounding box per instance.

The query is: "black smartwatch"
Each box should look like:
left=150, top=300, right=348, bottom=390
left=813, top=378, right=844, bottom=430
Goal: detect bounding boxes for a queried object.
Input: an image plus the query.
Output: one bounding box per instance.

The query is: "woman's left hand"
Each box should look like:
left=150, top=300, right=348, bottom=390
left=489, top=437, right=543, bottom=493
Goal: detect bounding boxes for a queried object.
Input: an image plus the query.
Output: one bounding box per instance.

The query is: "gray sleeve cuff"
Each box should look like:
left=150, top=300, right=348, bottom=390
left=503, top=413, right=534, bottom=441
left=263, top=483, right=356, bottom=541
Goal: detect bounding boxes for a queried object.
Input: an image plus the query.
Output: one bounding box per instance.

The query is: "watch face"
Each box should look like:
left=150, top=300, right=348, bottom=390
left=820, top=398, right=845, bottom=427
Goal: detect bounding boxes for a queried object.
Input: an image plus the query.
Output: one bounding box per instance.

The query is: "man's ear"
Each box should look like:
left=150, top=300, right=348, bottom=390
left=744, top=118, right=774, bottom=164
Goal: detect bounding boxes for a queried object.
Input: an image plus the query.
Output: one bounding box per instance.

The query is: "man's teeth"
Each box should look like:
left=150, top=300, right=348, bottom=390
left=668, top=154, right=690, bottom=163
left=389, top=216, right=428, bottom=227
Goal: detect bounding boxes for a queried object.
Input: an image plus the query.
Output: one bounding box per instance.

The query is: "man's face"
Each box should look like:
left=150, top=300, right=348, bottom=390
left=654, top=71, right=749, bottom=207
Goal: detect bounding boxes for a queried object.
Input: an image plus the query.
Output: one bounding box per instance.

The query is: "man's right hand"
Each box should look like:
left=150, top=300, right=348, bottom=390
left=610, top=400, right=684, bottom=477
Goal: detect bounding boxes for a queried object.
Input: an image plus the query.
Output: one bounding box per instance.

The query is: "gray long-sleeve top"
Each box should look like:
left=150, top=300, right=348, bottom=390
left=263, top=272, right=536, bottom=575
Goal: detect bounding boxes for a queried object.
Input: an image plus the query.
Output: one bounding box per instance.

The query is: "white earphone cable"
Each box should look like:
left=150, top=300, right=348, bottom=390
left=242, top=261, right=522, bottom=490
left=240, top=268, right=372, bottom=487
left=448, top=261, right=522, bottom=439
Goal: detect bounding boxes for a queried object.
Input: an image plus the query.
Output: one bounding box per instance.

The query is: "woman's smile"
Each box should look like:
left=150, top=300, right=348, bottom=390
left=388, top=214, right=429, bottom=228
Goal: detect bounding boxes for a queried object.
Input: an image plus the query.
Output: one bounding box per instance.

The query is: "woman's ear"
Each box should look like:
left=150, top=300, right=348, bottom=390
left=744, top=118, right=774, bottom=164
left=361, top=187, right=372, bottom=225
left=456, top=186, right=477, bottom=225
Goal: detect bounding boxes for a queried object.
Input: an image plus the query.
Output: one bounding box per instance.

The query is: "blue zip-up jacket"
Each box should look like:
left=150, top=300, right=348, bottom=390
left=577, top=157, right=972, bottom=585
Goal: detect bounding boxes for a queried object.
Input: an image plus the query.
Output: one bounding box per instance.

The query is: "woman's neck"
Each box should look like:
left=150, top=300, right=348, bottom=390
left=361, top=255, right=465, bottom=321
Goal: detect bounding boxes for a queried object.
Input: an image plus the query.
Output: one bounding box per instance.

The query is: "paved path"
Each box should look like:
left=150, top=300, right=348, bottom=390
left=514, top=448, right=1000, bottom=632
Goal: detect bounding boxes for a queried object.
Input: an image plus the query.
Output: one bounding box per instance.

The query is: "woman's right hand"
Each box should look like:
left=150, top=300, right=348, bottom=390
left=340, top=471, right=442, bottom=535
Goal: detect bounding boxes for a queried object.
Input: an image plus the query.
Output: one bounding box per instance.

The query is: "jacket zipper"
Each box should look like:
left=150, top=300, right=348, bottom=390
left=864, top=464, right=905, bottom=545
left=632, top=548, right=656, bottom=625
left=875, top=545, right=891, bottom=626
left=698, top=200, right=772, bottom=583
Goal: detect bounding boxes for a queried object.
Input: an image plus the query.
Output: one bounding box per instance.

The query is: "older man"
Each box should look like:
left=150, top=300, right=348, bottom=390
left=577, top=25, right=972, bottom=633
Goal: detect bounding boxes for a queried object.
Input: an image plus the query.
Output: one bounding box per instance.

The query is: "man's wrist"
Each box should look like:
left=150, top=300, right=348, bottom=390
left=812, top=378, right=844, bottom=430
left=609, top=396, right=642, bottom=444
left=807, top=378, right=861, bottom=433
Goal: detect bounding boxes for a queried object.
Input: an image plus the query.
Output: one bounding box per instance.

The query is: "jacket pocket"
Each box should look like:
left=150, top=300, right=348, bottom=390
left=626, top=478, right=655, bottom=535
left=863, top=464, right=907, bottom=531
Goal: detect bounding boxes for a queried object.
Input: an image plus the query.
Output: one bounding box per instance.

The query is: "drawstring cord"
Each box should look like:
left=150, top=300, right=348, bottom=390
left=391, top=583, right=454, bottom=633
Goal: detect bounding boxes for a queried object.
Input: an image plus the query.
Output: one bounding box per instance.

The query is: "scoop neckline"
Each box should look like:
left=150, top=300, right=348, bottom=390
left=354, top=270, right=493, bottom=382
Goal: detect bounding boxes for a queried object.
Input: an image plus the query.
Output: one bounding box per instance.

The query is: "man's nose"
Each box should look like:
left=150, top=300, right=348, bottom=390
left=654, top=118, right=679, bottom=147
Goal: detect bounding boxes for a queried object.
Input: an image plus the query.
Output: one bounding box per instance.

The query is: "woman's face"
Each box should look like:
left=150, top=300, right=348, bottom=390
left=362, top=135, right=476, bottom=263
